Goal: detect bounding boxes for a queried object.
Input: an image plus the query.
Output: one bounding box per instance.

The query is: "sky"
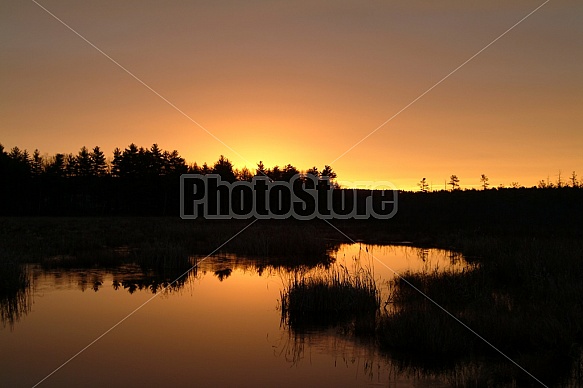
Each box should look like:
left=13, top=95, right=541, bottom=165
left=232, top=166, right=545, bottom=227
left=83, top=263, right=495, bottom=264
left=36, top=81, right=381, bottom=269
left=1, top=0, right=582, bottom=190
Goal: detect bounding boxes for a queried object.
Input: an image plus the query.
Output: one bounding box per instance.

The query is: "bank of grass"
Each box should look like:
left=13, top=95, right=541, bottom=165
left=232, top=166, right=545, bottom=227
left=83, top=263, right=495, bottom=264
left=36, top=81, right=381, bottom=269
left=0, top=217, right=336, bottom=269
left=0, top=262, right=31, bottom=328
left=381, top=237, right=583, bottom=386
left=280, top=263, right=380, bottom=333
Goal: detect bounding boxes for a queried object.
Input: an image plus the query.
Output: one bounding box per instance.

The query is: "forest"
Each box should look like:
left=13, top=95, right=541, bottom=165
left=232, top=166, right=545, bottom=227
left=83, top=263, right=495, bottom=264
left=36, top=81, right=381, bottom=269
left=0, top=143, right=336, bottom=216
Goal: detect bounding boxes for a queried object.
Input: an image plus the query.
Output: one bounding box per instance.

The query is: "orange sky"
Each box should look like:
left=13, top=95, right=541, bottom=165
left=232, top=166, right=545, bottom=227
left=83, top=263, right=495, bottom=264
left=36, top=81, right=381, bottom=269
left=1, top=1, right=582, bottom=190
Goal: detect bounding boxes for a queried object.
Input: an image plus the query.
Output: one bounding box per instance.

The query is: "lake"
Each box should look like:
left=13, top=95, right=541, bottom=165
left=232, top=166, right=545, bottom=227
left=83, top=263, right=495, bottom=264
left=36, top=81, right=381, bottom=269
left=2, top=244, right=475, bottom=387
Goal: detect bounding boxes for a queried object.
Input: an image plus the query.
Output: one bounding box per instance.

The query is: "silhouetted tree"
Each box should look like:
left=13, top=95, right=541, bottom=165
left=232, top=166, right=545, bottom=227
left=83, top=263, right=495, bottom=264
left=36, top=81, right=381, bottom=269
left=7, top=146, right=22, bottom=161
left=137, top=146, right=150, bottom=175
left=256, top=161, right=266, bottom=177
left=321, top=165, right=337, bottom=180
left=90, top=146, right=107, bottom=177
left=282, top=164, right=300, bottom=182
left=8, top=147, right=31, bottom=176
left=237, top=167, right=253, bottom=181
left=306, top=166, right=319, bottom=178
left=164, top=150, right=187, bottom=176
left=65, top=153, right=77, bottom=177
left=189, top=161, right=210, bottom=175
left=449, top=175, right=460, bottom=191
left=189, top=162, right=201, bottom=174
left=111, top=148, right=122, bottom=177
left=418, top=177, right=429, bottom=192
left=267, top=165, right=283, bottom=181
left=149, top=144, right=164, bottom=175
left=571, top=171, right=578, bottom=188
left=31, top=149, right=43, bottom=177
left=212, top=155, right=236, bottom=182
left=126, top=143, right=140, bottom=172
left=0, top=144, right=7, bottom=167
left=46, top=153, right=66, bottom=178
left=119, top=143, right=140, bottom=177
left=0, top=146, right=30, bottom=182
left=480, top=174, right=489, bottom=190
left=76, top=146, right=92, bottom=177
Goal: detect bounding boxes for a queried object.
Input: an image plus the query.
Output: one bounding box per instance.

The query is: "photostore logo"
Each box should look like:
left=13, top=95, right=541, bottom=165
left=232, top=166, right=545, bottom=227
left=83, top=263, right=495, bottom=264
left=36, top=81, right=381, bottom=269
left=180, top=174, right=398, bottom=220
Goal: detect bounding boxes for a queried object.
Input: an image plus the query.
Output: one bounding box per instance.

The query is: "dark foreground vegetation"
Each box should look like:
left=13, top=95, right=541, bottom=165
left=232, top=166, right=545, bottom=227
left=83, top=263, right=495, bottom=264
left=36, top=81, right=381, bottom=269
left=277, top=188, right=580, bottom=386
left=280, top=263, right=379, bottom=332
left=377, top=237, right=583, bottom=386
left=1, top=186, right=582, bottom=385
left=0, top=261, right=31, bottom=328
left=278, top=234, right=583, bottom=387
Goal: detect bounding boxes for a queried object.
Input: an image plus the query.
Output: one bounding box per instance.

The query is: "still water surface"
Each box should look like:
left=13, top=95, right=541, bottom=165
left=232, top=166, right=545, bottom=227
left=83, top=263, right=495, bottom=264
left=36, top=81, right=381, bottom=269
left=1, top=244, right=470, bottom=387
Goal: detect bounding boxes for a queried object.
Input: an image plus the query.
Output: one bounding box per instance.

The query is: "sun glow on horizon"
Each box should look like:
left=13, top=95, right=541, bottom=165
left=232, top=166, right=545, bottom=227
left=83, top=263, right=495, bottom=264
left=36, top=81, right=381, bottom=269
left=1, top=1, right=581, bottom=190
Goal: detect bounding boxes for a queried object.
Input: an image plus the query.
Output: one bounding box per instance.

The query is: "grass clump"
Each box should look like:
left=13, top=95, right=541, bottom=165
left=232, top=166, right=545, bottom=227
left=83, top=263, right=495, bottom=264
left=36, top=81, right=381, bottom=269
left=0, top=263, right=32, bottom=328
left=378, top=271, right=484, bottom=364
left=280, top=263, right=380, bottom=333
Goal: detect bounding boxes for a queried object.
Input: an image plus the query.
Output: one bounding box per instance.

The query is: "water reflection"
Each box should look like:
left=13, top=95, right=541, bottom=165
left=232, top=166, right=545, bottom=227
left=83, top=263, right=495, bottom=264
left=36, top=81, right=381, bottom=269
left=0, top=263, right=32, bottom=329
left=214, top=268, right=233, bottom=281
left=0, top=244, right=579, bottom=387
left=30, top=263, right=194, bottom=295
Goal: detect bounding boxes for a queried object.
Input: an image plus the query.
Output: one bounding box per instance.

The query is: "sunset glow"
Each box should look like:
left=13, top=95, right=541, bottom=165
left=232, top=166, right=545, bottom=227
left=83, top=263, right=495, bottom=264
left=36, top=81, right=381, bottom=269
left=2, top=1, right=581, bottom=190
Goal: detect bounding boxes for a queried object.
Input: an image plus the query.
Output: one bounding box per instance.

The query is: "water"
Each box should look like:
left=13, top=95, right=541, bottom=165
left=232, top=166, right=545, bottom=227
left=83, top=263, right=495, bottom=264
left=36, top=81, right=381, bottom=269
left=1, top=244, right=473, bottom=387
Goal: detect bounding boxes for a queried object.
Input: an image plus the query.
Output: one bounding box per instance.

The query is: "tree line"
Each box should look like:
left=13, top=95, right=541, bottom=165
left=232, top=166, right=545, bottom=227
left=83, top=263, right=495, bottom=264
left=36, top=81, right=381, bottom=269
left=2, top=141, right=579, bottom=216
left=0, top=142, right=337, bottom=216
left=0, top=143, right=336, bottom=182
left=417, top=171, right=581, bottom=192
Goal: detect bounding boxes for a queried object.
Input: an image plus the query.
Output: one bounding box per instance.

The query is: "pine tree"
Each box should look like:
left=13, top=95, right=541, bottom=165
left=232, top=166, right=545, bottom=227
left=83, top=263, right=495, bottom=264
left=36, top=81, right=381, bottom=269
left=449, top=175, right=460, bottom=190
left=31, top=149, right=44, bottom=176
left=480, top=174, right=489, bottom=190
left=76, top=146, right=92, bottom=177
left=90, top=146, right=107, bottom=177
left=212, top=155, right=236, bottom=182
left=418, top=177, right=429, bottom=192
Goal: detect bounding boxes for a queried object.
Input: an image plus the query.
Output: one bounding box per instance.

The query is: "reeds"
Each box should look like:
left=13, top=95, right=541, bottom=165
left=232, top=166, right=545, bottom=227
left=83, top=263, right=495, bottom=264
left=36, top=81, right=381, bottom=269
left=280, top=262, right=380, bottom=332
left=0, top=263, right=32, bottom=328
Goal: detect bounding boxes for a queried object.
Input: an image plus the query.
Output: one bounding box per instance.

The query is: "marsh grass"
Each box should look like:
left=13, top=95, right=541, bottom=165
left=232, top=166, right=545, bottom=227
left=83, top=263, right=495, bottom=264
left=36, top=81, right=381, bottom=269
left=376, top=237, right=583, bottom=386
left=0, top=218, right=337, bottom=269
left=379, top=271, right=481, bottom=361
left=280, top=262, right=380, bottom=333
left=0, top=263, right=32, bottom=328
